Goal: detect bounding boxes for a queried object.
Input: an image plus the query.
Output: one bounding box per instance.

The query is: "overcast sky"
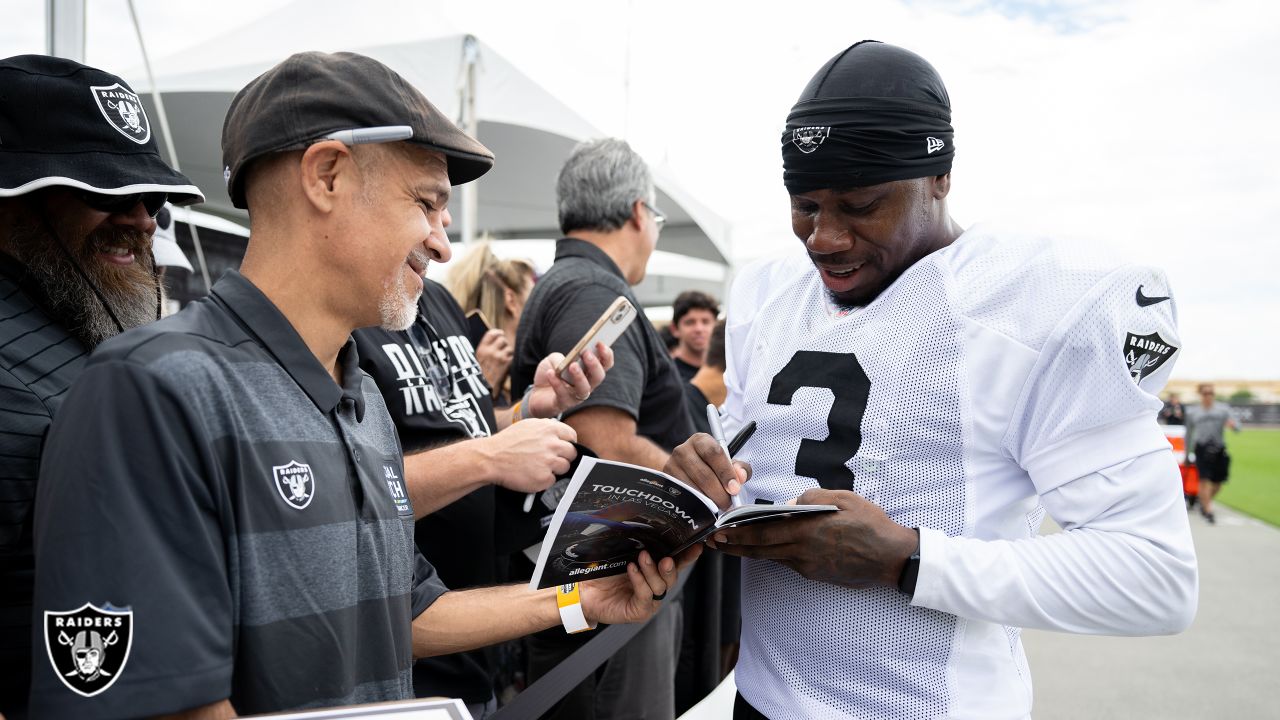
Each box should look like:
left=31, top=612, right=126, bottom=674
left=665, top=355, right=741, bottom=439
left=3, top=0, right=1277, bottom=380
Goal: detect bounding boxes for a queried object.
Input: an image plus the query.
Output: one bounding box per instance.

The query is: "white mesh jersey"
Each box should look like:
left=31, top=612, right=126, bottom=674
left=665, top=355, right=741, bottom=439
left=724, top=224, right=1197, bottom=720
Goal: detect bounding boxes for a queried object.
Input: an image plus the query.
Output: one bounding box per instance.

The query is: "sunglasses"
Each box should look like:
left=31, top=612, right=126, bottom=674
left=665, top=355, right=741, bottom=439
left=75, top=190, right=168, bottom=218
left=407, top=320, right=456, bottom=401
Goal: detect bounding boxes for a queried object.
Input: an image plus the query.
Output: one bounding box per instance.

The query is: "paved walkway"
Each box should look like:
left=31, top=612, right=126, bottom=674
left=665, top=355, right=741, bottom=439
left=1023, top=504, right=1280, bottom=719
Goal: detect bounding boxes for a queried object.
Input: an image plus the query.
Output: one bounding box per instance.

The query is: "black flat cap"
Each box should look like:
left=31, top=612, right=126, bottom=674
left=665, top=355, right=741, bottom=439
left=221, top=51, right=495, bottom=209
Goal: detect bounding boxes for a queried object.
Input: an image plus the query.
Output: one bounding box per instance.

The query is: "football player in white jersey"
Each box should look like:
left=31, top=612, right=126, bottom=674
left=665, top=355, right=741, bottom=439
left=664, top=41, right=1197, bottom=720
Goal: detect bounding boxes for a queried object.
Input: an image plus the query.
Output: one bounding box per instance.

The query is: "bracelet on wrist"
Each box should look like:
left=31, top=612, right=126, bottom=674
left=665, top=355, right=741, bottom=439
left=518, top=385, right=536, bottom=420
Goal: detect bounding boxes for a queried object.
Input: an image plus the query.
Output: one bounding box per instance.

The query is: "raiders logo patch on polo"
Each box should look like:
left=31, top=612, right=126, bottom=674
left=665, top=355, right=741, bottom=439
left=1125, top=331, right=1177, bottom=384
left=273, top=460, right=315, bottom=510
left=90, top=83, right=151, bottom=145
left=44, top=603, right=133, bottom=697
left=791, top=126, right=831, bottom=154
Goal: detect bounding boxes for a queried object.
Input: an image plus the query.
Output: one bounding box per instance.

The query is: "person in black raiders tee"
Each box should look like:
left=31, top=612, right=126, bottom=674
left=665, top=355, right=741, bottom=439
left=360, top=281, right=499, bottom=449
left=354, top=279, right=615, bottom=715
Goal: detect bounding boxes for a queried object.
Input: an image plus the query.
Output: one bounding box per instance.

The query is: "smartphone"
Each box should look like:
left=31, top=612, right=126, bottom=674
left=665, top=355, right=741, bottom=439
left=555, top=296, right=637, bottom=380
left=465, top=309, right=491, bottom=348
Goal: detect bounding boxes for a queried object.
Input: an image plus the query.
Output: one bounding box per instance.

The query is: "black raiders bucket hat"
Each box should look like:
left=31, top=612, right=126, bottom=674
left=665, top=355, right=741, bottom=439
left=0, top=54, right=204, bottom=205
left=221, top=51, right=495, bottom=209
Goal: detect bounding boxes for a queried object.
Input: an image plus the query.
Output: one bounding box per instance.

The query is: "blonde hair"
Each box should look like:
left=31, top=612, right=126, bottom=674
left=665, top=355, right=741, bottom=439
left=445, top=241, right=535, bottom=331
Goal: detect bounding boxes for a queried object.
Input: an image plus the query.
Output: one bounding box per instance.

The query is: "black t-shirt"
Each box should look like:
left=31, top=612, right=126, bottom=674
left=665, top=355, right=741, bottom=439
left=353, top=279, right=499, bottom=704
left=674, top=356, right=699, bottom=383
left=684, top=382, right=712, bottom=436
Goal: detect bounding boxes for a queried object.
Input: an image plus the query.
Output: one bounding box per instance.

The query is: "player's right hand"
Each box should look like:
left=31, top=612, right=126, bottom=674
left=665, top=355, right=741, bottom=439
left=486, top=418, right=578, bottom=493
left=664, top=433, right=751, bottom=510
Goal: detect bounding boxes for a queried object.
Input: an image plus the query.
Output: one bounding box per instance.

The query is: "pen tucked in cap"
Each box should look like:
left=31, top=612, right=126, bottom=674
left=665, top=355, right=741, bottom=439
left=221, top=51, right=495, bottom=209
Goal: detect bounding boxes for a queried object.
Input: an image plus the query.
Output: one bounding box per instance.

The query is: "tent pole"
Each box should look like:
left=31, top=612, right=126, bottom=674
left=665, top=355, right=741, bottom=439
left=45, top=0, right=85, bottom=62
left=126, top=0, right=213, bottom=294
left=458, top=35, right=480, bottom=246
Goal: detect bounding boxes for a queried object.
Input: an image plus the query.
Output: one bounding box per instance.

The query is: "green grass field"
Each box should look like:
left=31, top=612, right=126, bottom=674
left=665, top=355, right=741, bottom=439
left=1216, top=428, right=1280, bottom=526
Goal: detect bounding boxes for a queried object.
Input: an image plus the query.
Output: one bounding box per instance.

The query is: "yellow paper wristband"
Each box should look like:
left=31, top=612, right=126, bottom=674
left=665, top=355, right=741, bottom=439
left=555, top=582, right=596, bottom=634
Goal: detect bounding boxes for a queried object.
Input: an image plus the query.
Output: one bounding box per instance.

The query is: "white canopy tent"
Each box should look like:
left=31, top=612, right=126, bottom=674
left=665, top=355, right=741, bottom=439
left=111, top=3, right=729, bottom=305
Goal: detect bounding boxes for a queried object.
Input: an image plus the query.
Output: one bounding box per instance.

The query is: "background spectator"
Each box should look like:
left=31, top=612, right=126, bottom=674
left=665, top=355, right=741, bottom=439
left=669, top=290, right=719, bottom=382
left=445, top=241, right=536, bottom=403
left=1187, top=383, right=1240, bottom=524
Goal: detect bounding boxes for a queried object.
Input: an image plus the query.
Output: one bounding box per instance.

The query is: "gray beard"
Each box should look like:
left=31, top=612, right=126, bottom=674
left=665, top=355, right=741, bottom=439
left=9, top=222, right=161, bottom=349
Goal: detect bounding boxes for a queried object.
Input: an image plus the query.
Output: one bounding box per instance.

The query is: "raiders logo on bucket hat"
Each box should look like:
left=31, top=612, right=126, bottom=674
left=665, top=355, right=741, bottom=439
left=221, top=51, right=496, bottom=209
left=0, top=54, right=204, bottom=205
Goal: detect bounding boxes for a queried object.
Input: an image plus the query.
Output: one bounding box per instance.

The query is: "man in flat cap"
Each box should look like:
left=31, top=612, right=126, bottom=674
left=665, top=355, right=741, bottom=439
left=30, top=51, right=692, bottom=719
left=0, top=54, right=204, bottom=720
left=666, top=40, right=1197, bottom=718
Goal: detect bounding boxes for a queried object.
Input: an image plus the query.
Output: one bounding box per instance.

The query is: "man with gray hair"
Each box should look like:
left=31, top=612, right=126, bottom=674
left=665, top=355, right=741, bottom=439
left=511, top=138, right=695, bottom=719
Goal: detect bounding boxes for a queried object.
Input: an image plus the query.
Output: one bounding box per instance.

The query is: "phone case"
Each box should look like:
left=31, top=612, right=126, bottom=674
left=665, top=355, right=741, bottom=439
left=556, top=297, right=637, bottom=378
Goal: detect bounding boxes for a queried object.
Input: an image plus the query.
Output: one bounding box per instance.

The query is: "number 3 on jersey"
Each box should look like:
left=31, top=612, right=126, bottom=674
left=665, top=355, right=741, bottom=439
left=767, top=351, right=870, bottom=492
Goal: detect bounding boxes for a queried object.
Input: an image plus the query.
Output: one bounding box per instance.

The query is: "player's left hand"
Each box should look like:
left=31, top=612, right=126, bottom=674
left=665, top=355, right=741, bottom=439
left=579, top=545, right=701, bottom=625
left=707, top=489, right=918, bottom=590
left=528, top=342, right=614, bottom=418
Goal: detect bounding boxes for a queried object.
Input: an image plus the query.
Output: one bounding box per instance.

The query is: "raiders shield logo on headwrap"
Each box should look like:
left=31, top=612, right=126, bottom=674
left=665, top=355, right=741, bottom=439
left=791, top=126, right=831, bottom=154
left=44, top=603, right=133, bottom=697
left=273, top=460, right=315, bottom=510
left=90, top=83, right=151, bottom=144
left=1125, top=331, right=1177, bottom=384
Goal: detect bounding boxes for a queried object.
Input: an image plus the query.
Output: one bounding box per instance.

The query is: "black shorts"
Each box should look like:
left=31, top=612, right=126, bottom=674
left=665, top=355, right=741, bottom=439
left=1195, top=442, right=1230, bottom=483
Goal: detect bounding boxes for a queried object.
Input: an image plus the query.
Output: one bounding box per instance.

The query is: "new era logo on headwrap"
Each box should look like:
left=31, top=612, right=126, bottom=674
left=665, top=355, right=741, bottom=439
left=926, top=137, right=945, bottom=154
left=90, top=84, right=151, bottom=145
left=44, top=603, right=133, bottom=697
left=791, top=126, right=831, bottom=154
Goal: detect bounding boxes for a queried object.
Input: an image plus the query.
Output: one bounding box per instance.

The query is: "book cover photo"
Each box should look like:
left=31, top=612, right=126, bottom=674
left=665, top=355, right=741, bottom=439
left=529, top=455, right=836, bottom=589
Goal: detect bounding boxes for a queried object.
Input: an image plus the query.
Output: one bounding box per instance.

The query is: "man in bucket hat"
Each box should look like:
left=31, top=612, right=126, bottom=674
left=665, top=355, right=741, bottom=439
left=0, top=54, right=204, bottom=720
left=30, top=51, right=694, bottom=719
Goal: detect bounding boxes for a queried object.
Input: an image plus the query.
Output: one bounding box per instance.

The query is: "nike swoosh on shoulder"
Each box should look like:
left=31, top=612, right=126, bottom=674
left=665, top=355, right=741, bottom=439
left=1136, top=285, right=1170, bottom=307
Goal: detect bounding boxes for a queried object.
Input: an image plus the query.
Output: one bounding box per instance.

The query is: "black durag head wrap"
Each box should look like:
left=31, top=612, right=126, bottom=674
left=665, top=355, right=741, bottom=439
left=782, top=40, right=954, bottom=194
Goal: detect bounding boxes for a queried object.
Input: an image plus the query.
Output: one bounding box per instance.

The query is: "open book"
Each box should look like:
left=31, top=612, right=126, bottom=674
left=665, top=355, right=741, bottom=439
left=528, top=456, right=836, bottom=590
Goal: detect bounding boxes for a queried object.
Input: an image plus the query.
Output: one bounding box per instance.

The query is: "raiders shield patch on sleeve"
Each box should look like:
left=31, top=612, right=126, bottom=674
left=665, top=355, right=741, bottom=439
left=1125, top=331, right=1178, bottom=384
left=44, top=603, right=133, bottom=697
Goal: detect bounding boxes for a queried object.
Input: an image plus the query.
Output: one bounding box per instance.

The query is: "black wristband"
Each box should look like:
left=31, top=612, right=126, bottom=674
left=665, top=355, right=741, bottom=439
left=896, top=528, right=922, bottom=598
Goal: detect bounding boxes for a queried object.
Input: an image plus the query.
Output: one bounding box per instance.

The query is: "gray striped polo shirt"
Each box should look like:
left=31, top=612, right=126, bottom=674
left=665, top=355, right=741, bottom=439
left=0, top=253, right=89, bottom=715
left=30, top=270, right=447, bottom=719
